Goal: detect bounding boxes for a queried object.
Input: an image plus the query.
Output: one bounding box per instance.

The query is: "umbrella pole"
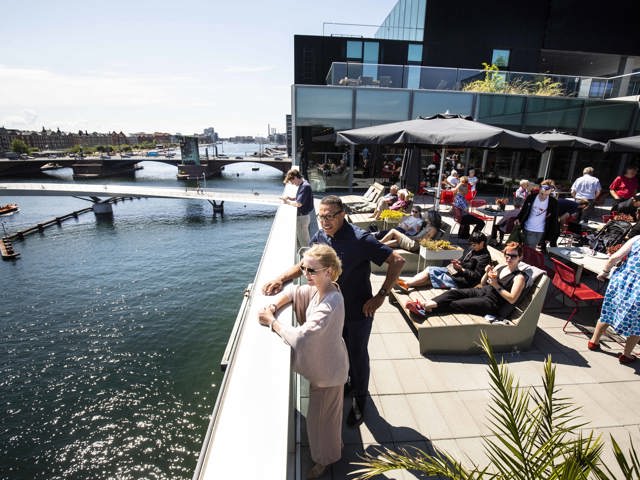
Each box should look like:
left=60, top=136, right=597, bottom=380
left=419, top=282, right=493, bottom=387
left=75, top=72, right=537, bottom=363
left=544, top=149, right=553, bottom=180
left=434, top=146, right=446, bottom=210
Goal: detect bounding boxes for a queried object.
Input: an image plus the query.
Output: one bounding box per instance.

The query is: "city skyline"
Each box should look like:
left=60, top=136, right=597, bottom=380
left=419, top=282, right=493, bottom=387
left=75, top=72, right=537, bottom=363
left=0, top=0, right=393, bottom=138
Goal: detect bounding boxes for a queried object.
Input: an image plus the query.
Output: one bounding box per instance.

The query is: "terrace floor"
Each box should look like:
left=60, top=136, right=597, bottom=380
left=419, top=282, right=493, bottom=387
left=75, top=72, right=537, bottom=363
left=296, top=195, right=639, bottom=479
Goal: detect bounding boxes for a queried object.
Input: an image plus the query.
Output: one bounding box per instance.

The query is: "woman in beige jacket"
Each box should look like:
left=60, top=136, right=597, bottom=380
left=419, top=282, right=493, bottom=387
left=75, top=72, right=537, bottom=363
left=258, top=244, right=349, bottom=478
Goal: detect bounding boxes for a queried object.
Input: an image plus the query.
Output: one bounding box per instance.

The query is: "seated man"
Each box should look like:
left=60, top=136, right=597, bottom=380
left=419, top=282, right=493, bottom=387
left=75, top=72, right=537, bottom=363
left=490, top=197, right=524, bottom=244
left=378, top=207, right=441, bottom=253
left=397, top=232, right=490, bottom=290
left=455, top=206, right=486, bottom=239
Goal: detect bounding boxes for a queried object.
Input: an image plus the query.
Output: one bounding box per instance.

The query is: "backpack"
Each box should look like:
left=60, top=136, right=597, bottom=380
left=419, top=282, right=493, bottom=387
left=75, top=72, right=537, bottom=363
left=588, top=220, right=632, bottom=253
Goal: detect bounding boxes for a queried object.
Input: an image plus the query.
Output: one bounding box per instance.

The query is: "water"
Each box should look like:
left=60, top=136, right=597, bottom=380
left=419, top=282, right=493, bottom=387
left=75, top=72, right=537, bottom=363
left=0, top=145, right=284, bottom=479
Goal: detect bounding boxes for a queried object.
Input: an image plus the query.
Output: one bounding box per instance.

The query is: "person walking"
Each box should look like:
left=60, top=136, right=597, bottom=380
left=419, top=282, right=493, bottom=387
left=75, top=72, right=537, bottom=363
left=258, top=244, right=348, bottom=478
left=588, top=235, right=640, bottom=364
left=262, top=196, right=405, bottom=427
left=282, top=168, right=315, bottom=248
left=515, top=179, right=559, bottom=250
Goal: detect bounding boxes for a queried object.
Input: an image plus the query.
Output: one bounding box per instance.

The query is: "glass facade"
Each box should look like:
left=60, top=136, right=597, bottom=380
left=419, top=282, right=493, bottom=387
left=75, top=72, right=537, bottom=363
left=375, top=0, right=426, bottom=41
left=294, top=85, right=639, bottom=191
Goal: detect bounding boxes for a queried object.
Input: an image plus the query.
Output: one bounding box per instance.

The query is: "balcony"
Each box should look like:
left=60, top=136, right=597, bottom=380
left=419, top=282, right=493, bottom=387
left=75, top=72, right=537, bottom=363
left=326, top=62, right=640, bottom=100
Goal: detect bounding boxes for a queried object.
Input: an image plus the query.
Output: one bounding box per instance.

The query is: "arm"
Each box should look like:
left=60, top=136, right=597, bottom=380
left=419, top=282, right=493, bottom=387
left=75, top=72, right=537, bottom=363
left=262, top=262, right=303, bottom=295
left=487, top=271, right=526, bottom=304
left=362, top=251, right=405, bottom=316
left=257, top=288, right=296, bottom=335
left=598, top=236, right=639, bottom=280
left=609, top=177, right=621, bottom=200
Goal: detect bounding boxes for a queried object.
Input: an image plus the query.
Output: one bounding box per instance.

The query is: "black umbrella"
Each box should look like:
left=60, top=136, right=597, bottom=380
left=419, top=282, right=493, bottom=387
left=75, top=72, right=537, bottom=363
left=336, top=114, right=546, bottom=208
left=531, top=131, right=605, bottom=179
left=604, top=135, right=640, bottom=153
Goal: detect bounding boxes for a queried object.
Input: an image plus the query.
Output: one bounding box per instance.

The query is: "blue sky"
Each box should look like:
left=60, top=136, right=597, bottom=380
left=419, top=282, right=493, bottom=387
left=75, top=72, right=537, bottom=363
left=0, top=0, right=393, bottom=137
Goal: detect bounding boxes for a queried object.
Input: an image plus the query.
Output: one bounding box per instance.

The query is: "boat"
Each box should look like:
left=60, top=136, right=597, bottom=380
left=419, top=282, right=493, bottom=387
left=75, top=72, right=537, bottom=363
left=0, top=203, right=19, bottom=216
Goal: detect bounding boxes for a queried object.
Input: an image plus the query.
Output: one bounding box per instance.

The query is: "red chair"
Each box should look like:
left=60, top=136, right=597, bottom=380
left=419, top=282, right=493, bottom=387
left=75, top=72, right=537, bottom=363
left=468, top=190, right=487, bottom=211
left=439, top=189, right=454, bottom=210
left=549, top=257, right=604, bottom=333
left=523, top=245, right=553, bottom=276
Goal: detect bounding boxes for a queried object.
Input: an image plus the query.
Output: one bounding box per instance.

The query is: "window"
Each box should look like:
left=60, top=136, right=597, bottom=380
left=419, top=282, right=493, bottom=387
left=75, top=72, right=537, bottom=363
left=407, top=44, right=423, bottom=64
left=491, top=49, right=510, bottom=68
left=346, top=41, right=363, bottom=60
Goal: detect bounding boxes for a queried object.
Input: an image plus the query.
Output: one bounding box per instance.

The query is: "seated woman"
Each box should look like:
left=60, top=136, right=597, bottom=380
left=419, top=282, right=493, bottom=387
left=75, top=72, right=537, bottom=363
left=408, top=242, right=527, bottom=318
left=397, top=231, right=490, bottom=290
left=371, top=188, right=409, bottom=220
left=378, top=206, right=441, bottom=252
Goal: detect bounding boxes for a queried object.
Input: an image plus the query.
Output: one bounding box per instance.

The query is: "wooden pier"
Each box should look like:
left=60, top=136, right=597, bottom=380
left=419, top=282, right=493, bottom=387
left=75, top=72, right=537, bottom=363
left=1, top=196, right=138, bottom=259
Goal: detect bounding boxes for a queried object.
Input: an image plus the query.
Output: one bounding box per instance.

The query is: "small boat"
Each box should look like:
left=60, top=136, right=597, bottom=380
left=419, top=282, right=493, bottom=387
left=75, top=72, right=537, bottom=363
left=252, top=167, right=260, bottom=171
left=0, top=203, right=19, bottom=216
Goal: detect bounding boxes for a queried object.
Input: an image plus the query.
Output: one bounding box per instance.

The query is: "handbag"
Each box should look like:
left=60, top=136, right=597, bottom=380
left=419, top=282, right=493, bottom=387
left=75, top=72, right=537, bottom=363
left=507, top=224, right=524, bottom=244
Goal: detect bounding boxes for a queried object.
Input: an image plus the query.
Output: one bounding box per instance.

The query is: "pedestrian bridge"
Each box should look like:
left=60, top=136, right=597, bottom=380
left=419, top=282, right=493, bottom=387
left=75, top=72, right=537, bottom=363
left=0, top=182, right=283, bottom=211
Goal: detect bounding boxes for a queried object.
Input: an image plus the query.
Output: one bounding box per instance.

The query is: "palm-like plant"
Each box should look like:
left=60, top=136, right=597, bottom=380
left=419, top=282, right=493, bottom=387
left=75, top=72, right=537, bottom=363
left=351, top=332, right=621, bottom=479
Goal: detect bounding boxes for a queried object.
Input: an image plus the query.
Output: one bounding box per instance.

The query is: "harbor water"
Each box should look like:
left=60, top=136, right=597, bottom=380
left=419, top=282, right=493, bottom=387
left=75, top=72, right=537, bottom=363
left=0, top=145, right=284, bottom=479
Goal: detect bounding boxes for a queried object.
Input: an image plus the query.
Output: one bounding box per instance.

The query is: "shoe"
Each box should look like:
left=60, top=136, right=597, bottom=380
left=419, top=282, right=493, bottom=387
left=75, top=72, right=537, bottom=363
left=619, top=353, right=637, bottom=365
left=405, top=300, right=427, bottom=318
left=587, top=341, right=601, bottom=351
left=396, top=279, right=410, bottom=293
left=307, top=462, right=327, bottom=479
left=346, top=397, right=365, bottom=427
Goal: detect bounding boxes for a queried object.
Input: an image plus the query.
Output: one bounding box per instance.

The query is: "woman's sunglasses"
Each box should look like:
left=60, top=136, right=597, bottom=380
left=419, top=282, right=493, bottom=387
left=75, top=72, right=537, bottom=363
left=300, top=265, right=328, bottom=275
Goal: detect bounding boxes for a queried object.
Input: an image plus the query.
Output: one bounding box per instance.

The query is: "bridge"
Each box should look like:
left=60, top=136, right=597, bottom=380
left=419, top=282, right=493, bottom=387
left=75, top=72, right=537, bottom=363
left=0, top=156, right=292, bottom=178
left=0, top=182, right=284, bottom=215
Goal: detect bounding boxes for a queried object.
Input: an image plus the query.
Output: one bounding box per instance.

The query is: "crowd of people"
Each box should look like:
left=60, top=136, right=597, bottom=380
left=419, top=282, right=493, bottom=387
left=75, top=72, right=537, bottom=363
left=263, top=162, right=639, bottom=476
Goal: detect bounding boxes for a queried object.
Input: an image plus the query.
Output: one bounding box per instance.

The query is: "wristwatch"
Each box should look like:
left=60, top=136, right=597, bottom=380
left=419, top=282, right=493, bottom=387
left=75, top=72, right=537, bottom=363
left=377, top=287, right=389, bottom=297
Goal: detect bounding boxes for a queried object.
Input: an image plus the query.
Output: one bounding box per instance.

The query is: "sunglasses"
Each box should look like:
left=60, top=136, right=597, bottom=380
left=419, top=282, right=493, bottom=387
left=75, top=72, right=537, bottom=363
left=300, top=265, right=328, bottom=275
left=317, top=211, right=343, bottom=221
left=504, top=252, right=519, bottom=259
left=541, top=185, right=555, bottom=191
left=411, top=210, right=420, bottom=213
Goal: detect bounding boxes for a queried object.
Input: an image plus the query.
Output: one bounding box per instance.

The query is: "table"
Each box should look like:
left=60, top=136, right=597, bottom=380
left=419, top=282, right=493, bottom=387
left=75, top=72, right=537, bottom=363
left=547, top=246, right=610, bottom=283
left=417, top=245, right=463, bottom=273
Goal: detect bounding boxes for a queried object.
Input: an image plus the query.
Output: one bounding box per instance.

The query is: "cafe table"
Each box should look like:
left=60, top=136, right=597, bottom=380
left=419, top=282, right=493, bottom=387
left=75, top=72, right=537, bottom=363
left=547, top=246, right=611, bottom=283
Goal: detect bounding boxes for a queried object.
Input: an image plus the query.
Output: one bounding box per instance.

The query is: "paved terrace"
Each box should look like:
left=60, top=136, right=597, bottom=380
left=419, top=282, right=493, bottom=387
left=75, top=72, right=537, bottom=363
left=296, top=195, right=640, bottom=479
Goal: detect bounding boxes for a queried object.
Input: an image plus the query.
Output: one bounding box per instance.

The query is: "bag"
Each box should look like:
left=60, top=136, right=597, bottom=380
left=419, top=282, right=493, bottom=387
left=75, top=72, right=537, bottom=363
left=588, top=220, right=632, bottom=253
left=507, top=224, right=524, bottom=244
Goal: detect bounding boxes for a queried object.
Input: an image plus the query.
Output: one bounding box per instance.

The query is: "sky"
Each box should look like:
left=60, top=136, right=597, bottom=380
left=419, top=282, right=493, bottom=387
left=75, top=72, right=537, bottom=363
left=0, top=0, right=394, bottom=138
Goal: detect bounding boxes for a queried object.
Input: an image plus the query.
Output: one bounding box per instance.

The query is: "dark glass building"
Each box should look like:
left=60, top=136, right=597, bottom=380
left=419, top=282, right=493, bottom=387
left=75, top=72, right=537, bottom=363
left=292, top=0, right=640, bottom=192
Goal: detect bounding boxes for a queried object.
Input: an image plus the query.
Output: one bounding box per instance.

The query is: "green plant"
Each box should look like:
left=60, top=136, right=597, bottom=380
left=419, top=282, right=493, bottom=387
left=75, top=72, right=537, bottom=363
left=10, top=139, right=29, bottom=155
left=531, top=76, right=564, bottom=97
left=351, top=332, right=637, bottom=479
left=462, top=63, right=506, bottom=93
left=462, top=64, right=564, bottom=97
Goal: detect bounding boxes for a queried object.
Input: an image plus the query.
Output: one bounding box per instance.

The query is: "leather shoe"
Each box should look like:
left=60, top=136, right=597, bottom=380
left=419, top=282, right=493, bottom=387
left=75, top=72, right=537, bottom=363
left=346, top=398, right=365, bottom=427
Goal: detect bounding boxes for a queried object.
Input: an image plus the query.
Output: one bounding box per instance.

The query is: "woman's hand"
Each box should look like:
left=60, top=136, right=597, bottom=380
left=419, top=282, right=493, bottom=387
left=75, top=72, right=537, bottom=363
left=258, top=307, right=275, bottom=327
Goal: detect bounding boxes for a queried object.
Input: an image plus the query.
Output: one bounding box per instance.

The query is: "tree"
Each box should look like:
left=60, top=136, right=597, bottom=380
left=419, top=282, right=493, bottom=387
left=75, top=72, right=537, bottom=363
left=352, top=333, right=638, bottom=480
left=10, top=139, right=29, bottom=155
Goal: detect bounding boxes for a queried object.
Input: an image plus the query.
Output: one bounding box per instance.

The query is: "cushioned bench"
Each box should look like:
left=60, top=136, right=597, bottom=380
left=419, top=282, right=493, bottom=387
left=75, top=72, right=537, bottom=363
left=390, top=252, right=549, bottom=354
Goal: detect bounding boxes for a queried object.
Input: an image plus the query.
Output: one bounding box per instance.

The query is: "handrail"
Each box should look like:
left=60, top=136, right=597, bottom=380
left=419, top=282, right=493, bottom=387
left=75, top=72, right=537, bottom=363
left=219, top=283, right=253, bottom=371
left=192, top=204, right=298, bottom=480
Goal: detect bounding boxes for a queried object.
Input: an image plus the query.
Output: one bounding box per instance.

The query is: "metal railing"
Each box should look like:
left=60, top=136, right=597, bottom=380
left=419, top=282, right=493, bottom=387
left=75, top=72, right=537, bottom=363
left=325, top=62, right=640, bottom=99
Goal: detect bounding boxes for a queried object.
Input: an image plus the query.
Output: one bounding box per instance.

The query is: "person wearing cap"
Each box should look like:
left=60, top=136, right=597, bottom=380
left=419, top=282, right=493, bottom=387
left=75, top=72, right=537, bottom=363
left=610, top=165, right=639, bottom=212
left=515, top=179, right=559, bottom=250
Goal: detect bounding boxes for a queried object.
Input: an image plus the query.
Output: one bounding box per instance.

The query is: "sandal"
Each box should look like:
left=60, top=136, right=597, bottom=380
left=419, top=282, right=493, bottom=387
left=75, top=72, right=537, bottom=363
left=619, top=353, right=637, bottom=365
left=396, top=279, right=410, bottom=294
left=587, top=341, right=601, bottom=351
left=406, top=300, right=428, bottom=318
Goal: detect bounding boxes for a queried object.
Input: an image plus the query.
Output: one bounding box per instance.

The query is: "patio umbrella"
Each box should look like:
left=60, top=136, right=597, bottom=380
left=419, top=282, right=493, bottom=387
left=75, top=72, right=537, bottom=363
left=336, top=114, right=546, bottom=208
left=531, top=131, right=605, bottom=179
left=604, top=134, right=640, bottom=153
